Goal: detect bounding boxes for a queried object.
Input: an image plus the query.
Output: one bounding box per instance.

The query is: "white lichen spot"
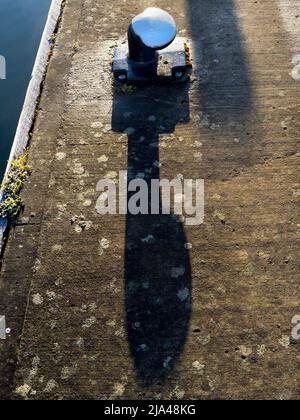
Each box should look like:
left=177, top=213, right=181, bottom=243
left=91, top=121, right=103, bottom=129
left=214, top=210, right=226, bottom=222
left=72, top=160, right=85, bottom=176
left=292, top=55, right=300, bottom=67
left=71, top=215, right=93, bottom=233
left=89, top=380, right=98, bottom=386
left=57, top=203, right=67, bottom=217
left=194, top=152, right=203, bottom=161
left=197, top=334, right=211, bottom=345
left=176, top=173, right=184, bottom=180
left=94, top=132, right=103, bottom=138
left=77, top=192, right=92, bottom=207
left=98, top=155, right=109, bottom=163
left=291, top=55, right=300, bottom=81
left=112, top=383, right=125, bottom=397
left=82, top=316, right=96, bottom=329
left=46, top=291, right=56, bottom=301
left=32, top=356, right=40, bottom=368
left=61, top=367, right=72, bottom=380
left=171, top=386, right=185, bottom=399
left=102, top=124, right=111, bottom=134
left=281, top=116, right=292, bottom=129
left=193, top=141, right=203, bottom=148
left=138, top=343, right=149, bottom=352
left=141, top=234, right=156, bottom=244
left=192, top=360, right=205, bottom=374
left=279, top=335, right=290, bottom=349
left=106, top=319, right=117, bottom=328
left=210, top=123, right=220, bottom=130
left=32, top=293, right=43, bottom=306
left=171, top=266, right=185, bottom=279
left=83, top=199, right=92, bottom=207
left=148, top=115, right=157, bottom=122
left=28, top=358, right=39, bottom=382
left=100, top=238, right=110, bottom=248
left=57, top=138, right=65, bottom=147
left=55, top=152, right=66, bottom=161
left=257, top=344, right=266, bottom=356
left=198, top=113, right=210, bottom=127
left=54, top=278, right=62, bottom=287
left=89, top=302, right=97, bottom=311
left=99, top=238, right=110, bottom=255
left=81, top=304, right=88, bottom=312
left=76, top=337, right=84, bottom=348
left=177, top=288, right=189, bottom=302
left=163, top=356, right=173, bottom=369
left=44, top=379, right=58, bottom=393
left=105, top=171, right=118, bottom=179
left=124, top=127, right=136, bottom=135
left=52, top=244, right=62, bottom=252
left=124, top=112, right=133, bottom=118
left=15, top=384, right=31, bottom=398
left=236, top=250, right=249, bottom=261
left=33, top=258, right=41, bottom=273
left=239, top=345, right=252, bottom=358
left=115, top=326, right=126, bottom=338
left=136, top=172, right=145, bottom=179
left=279, top=389, right=293, bottom=400
left=50, top=320, right=57, bottom=330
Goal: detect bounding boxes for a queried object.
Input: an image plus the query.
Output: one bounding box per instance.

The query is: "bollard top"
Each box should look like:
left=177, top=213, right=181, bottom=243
left=132, top=7, right=177, bottom=49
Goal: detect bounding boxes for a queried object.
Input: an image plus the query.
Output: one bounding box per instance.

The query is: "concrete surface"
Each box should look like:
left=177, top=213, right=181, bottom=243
left=0, top=0, right=64, bottom=255
left=0, top=0, right=300, bottom=400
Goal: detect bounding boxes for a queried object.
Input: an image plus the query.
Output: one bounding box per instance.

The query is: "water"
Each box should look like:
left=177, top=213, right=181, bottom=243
left=0, top=0, right=52, bottom=180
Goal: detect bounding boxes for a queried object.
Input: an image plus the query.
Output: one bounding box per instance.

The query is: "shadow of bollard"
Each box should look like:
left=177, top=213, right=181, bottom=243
left=112, top=82, right=192, bottom=386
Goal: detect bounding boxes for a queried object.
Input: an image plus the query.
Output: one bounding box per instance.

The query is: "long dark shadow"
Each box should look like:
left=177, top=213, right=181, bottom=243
left=112, top=83, right=192, bottom=386
left=187, top=0, right=253, bottom=121
left=184, top=0, right=263, bottom=179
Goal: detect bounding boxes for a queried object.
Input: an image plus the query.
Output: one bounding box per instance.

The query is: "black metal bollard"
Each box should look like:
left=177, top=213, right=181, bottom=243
left=112, top=7, right=191, bottom=83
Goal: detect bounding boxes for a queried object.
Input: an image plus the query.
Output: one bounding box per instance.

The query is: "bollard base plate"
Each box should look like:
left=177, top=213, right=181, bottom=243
left=112, top=38, right=192, bottom=84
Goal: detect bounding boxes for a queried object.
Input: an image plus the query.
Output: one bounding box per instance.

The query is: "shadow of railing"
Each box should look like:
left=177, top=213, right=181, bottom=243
left=112, top=82, right=192, bottom=386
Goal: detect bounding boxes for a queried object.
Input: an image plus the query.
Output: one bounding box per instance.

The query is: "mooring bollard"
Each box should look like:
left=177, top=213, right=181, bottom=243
left=112, top=7, right=192, bottom=83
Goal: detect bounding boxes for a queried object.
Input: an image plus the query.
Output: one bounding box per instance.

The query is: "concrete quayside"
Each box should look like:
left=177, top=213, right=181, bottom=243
left=0, top=0, right=300, bottom=400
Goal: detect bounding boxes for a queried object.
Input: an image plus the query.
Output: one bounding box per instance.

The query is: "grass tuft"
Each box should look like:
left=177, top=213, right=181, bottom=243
left=120, top=84, right=138, bottom=95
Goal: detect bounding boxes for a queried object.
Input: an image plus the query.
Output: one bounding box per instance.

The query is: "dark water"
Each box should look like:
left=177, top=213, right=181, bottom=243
left=0, top=0, right=51, bottom=179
